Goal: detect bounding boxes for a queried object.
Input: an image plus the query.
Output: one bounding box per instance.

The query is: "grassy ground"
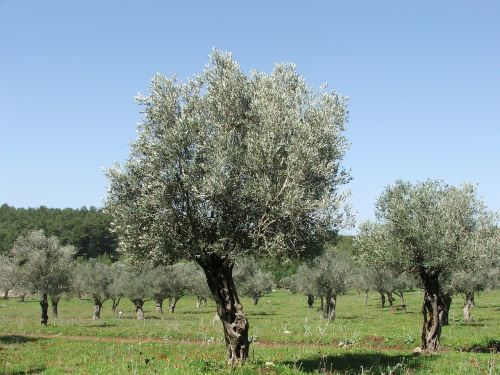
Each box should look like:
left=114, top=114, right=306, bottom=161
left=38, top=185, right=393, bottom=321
left=0, top=289, right=498, bottom=374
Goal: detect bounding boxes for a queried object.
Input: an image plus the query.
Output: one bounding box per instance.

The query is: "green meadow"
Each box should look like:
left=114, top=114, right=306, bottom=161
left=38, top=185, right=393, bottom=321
left=1, top=290, right=498, bottom=374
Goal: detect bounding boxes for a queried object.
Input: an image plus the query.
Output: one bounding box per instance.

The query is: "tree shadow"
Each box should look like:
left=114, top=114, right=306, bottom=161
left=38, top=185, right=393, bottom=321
left=248, top=311, right=278, bottom=316
left=283, top=352, right=432, bottom=373
left=462, top=339, right=500, bottom=353
left=4, top=367, right=47, bottom=375
left=0, top=335, right=43, bottom=345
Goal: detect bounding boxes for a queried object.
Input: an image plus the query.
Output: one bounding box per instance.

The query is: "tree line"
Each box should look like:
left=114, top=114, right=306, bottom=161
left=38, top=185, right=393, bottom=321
left=0, top=204, right=118, bottom=258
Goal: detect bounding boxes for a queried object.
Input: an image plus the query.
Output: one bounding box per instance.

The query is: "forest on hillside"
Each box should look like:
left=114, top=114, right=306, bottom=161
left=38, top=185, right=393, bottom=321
left=0, top=204, right=117, bottom=258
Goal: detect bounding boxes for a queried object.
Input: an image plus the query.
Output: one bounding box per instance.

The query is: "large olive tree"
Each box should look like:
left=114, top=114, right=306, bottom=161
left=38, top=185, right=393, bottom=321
left=105, top=50, right=350, bottom=365
left=10, top=230, right=75, bottom=325
left=356, top=180, right=499, bottom=351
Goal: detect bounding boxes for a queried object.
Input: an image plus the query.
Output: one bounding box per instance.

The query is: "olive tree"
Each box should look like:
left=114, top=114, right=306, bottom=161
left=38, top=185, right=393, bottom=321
left=72, top=259, right=113, bottom=319
left=356, top=180, right=499, bottom=351
left=184, top=262, right=211, bottom=307
left=10, top=230, right=75, bottom=325
left=105, top=50, right=350, bottom=365
left=121, top=263, right=154, bottom=320
left=108, top=261, right=126, bottom=312
left=234, top=257, right=274, bottom=305
left=151, top=263, right=191, bottom=313
left=0, top=255, right=16, bottom=299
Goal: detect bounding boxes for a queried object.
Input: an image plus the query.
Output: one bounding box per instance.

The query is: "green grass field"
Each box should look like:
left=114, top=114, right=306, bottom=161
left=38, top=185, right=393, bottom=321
left=0, top=290, right=498, bottom=374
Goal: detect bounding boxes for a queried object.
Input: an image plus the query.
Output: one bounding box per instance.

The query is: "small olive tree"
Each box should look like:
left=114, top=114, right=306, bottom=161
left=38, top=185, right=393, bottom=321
left=356, top=180, right=499, bottom=351
left=234, top=257, right=274, bottom=305
left=10, top=230, right=75, bottom=325
left=105, top=50, right=350, bottom=364
left=184, top=262, right=211, bottom=307
left=0, top=255, right=16, bottom=299
left=108, top=261, right=126, bottom=312
left=72, top=259, right=113, bottom=319
left=121, top=263, right=154, bottom=320
left=151, top=263, right=191, bottom=313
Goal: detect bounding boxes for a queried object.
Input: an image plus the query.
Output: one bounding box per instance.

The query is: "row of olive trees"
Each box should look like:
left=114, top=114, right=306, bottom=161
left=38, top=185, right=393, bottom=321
left=0, top=230, right=276, bottom=324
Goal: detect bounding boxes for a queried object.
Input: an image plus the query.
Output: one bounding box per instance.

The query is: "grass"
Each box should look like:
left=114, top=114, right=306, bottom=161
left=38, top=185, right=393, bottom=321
left=0, top=289, right=498, bottom=374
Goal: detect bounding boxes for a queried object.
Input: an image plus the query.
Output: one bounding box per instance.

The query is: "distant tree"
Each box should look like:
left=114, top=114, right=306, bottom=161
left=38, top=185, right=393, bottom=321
left=288, top=264, right=318, bottom=308
left=234, top=258, right=274, bottom=305
left=184, top=263, right=211, bottom=307
left=0, top=255, right=16, bottom=299
left=357, top=180, right=499, bottom=351
left=105, top=51, right=351, bottom=364
left=121, top=263, right=154, bottom=320
left=151, top=263, right=190, bottom=313
left=10, top=230, right=75, bottom=325
left=72, top=258, right=113, bottom=319
left=108, top=261, right=126, bottom=312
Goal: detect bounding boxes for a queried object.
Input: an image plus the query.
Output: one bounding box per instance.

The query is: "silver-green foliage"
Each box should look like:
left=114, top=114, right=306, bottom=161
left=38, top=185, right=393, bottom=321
left=105, top=49, right=351, bottom=264
left=10, top=229, right=75, bottom=297
left=357, top=180, right=499, bottom=278
left=72, top=258, right=113, bottom=303
left=234, top=257, right=274, bottom=304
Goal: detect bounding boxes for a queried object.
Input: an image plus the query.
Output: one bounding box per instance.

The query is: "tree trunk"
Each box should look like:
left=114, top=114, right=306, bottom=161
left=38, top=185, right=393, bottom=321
left=441, top=293, right=452, bottom=326
left=252, top=297, right=259, bottom=305
left=50, top=296, right=60, bottom=319
left=19, top=294, right=25, bottom=302
left=168, top=297, right=178, bottom=313
left=155, top=298, right=164, bottom=313
left=323, top=292, right=337, bottom=320
left=387, top=292, right=394, bottom=307
left=93, top=299, right=103, bottom=320
left=364, top=290, right=369, bottom=306
left=379, top=292, right=386, bottom=308
left=420, top=273, right=446, bottom=351
left=40, top=292, right=49, bottom=326
left=3, top=289, right=9, bottom=299
left=197, top=254, right=250, bottom=367
left=463, top=292, right=474, bottom=322
left=132, top=299, right=145, bottom=320
left=111, top=297, right=121, bottom=312
left=307, top=294, right=315, bottom=308
left=320, top=295, right=324, bottom=311
left=196, top=296, right=206, bottom=308
left=394, top=292, right=406, bottom=311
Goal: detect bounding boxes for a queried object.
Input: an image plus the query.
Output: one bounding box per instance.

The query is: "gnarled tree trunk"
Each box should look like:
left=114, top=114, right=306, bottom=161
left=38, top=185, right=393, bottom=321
left=379, top=292, right=386, bottom=308
left=323, top=292, right=337, bottom=320
left=168, top=297, right=179, bottom=313
left=463, top=292, right=474, bottom=322
left=440, top=293, right=452, bottom=326
left=252, top=297, right=259, bottom=305
left=420, top=273, right=446, bottom=351
left=394, top=292, right=406, bottom=311
left=387, top=292, right=394, bottom=307
left=50, top=296, right=60, bottom=319
left=197, top=254, right=250, bottom=367
left=93, top=298, right=103, bottom=320
left=40, top=292, right=49, bottom=326
left=131, top=298, right=145, bottom=320
left=155, top=298, right=164, bottom=313
left=307, top=294, right=315, bottom=308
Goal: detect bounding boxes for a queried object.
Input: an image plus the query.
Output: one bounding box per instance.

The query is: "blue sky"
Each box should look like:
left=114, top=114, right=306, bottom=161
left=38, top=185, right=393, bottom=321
left=1, top=1, right=499, bottom=233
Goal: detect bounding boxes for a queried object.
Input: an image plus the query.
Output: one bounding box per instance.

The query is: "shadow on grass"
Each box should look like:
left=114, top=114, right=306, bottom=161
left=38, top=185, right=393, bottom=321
left=84, top=322, right=117, bottom=328
left=462, top=339, right=500, bottom=353
left=248, top=311, right=278, bottom=316
left=283, top=352, right=431, bottom=373
left=4, top=367, right=46, bottom=375
left=0, top=335, right=43, bottom=345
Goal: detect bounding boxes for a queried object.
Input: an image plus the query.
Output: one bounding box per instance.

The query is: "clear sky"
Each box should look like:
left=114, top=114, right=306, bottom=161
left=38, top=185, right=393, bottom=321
left=1, top=1, right=499, bottom=233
